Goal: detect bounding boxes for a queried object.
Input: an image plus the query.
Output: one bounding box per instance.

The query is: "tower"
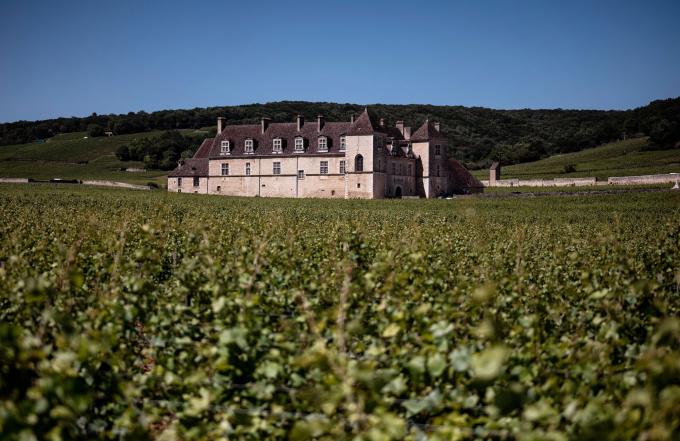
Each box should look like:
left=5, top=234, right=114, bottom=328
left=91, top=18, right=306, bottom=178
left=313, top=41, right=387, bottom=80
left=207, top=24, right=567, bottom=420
left=344, top=108, right=384, bottom=199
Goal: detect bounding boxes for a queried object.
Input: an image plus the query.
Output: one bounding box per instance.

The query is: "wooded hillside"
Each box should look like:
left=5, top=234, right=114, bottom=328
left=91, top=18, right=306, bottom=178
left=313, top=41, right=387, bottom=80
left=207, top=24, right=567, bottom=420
left=2, top=98, right=678, bottom=169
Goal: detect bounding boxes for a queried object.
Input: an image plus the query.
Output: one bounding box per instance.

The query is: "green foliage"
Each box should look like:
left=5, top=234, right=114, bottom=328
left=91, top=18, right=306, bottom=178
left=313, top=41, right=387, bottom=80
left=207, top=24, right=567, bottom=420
left=636, top=98, right=680, bottom=149
left=115, top=144, right=130, bottom=161
left=562, top=164, right=577, bottom=174
left=0, top=185, right=679, bottom=440
left=2, top=98, right=679, bottom=164
left=125, top=131, right=204, bottom=170
left=473, top=137, right=680, bottom=180
left=0, top=131, right=173, bottom=186
left=86, top=124, right=104, bottom=137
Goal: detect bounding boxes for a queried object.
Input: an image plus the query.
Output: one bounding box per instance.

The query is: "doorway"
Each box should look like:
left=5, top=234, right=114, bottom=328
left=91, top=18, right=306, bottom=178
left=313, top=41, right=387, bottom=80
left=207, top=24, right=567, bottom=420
left=394, top=186, right=402, bottom=198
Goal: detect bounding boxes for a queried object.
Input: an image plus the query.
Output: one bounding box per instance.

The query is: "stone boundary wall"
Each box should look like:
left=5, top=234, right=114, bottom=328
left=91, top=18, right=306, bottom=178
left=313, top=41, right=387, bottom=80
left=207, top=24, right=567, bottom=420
left=82, top=180, right=150, bottom=190
left=0, top=178, right=149, bottom=190
left=607, top=173, right=679, bottom=185
left=482, top=173, right=679, bottom=187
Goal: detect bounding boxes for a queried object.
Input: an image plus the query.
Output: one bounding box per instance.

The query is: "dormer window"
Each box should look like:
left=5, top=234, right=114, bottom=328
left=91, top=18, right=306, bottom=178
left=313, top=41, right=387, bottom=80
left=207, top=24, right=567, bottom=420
left=244, top=139, right=254, bottom=154
left=294, top=137, right=304, bottom=153
left=272, top=138, right=282, bottom=153
left=318, top=136, right=328, bottom=152
left=340, top=135, right=346, bottom=151
left=434, top=144, right=441, bottom=156
left=220, top=140, right=230, bottom=155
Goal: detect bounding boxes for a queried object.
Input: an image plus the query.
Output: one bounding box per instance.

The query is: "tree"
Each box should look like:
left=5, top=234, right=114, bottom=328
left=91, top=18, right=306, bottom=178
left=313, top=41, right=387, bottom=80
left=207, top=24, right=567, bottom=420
left=87, top=124, right=104, bottom=137
left=115, top=145, right=130, bottom=161
left=649, top=119, right=680, bottom=148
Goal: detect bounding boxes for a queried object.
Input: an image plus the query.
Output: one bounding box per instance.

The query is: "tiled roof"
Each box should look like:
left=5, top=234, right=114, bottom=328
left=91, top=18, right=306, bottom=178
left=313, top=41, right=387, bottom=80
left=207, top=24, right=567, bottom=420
left=208, top=121, right=352, bottom=157
left=448, top=158, right=484, bottom=189
left=167, top=158, right=208, bottom=177
left=410, top=120, right=447, bottom=142
left=347, top=108, right=381, bottom=136
left=194, top=138, right=214, bottom=158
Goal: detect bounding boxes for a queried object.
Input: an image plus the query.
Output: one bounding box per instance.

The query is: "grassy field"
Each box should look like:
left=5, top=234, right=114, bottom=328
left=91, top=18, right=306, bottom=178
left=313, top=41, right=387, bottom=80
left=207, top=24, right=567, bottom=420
left=1, top=185, right=679, bottom=440
left=3, top=131, right=679, bottom=189
left=0, top=131, right=177, bottom=185
left=472, top=137, right=680, bottom=180
left=481, top=183, right=676, bottom=195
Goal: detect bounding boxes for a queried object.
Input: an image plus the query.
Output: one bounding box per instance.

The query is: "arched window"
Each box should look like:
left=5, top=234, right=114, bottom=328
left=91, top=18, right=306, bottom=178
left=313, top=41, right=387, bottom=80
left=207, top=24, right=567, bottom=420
left=355, top=154, right=364, bottom=172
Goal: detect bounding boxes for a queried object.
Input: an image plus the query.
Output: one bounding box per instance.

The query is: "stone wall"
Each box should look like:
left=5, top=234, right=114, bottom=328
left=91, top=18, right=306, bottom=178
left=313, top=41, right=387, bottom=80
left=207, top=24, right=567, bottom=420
left=82, top=180, right=150, bottom=190
left=168, top=177, right=209, bottom=194
left=607, top=173, right=679, bottom=185
left=482, top=173, right=679, bottom=188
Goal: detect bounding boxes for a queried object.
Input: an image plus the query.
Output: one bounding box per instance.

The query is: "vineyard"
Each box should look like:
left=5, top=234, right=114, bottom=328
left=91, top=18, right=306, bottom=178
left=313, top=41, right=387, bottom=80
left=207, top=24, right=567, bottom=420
left=1, top=185, right=679, bottom=440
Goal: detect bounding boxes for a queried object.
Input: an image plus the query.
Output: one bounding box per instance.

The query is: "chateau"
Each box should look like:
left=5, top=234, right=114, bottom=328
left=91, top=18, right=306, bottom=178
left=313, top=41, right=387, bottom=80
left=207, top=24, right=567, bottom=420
left=167, top=109, right=482, bottom=198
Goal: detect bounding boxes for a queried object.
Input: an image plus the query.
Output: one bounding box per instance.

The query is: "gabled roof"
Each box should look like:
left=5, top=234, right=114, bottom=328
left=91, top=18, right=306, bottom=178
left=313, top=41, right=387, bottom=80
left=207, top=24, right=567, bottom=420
left=410, top=120, right=446, bottom=142
left=167, top=158, right=208, bottom=177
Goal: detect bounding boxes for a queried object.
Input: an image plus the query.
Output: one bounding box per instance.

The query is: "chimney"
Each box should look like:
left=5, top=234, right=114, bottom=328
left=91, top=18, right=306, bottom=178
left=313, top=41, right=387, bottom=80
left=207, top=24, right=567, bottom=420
left=261, top=117, right=270, bottom=134
left=396, top=120, right=404, bottom=135
left=217, top=117, right=225, bottom=134
left=379, top=118, right=385, bottom=127
left=403, top=127, right=412, bottom=141
left=317, top=115, right=324, bottom=132
left=434, top=121, right=441, bottom=132
left=296, top=115, right=304, bottom=131
left=350, top=114, right=355, bottom=124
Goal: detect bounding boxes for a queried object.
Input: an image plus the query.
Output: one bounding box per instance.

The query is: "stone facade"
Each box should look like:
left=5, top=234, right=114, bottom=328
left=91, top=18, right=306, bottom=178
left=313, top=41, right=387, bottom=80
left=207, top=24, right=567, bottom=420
left=168, top=109, right=483, bottom=199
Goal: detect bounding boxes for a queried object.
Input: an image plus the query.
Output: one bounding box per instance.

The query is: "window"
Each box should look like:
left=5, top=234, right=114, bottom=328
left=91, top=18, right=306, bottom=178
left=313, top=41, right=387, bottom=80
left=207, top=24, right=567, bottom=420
left=392, top=163, right=396, bottom=175
left=408, top=164, right=412, bottom=175
left=377, top=159, right=381, bottom=172
left=294, top=137, right=304, bottom=152
left=340, top=136, right=346, bottom=151
left=244, top=139, right=254, bottom=154
left=217, top=186, right=221, bottom=192
left=375, top=136, right=383, bottom=147
left=273, top=161, right=281, bottom=175
left=221, top=163, right=229, bottom=176
left=318, top=136, right=327, bottom=151
left=355, top=154, right=363, bottom=172
left=193, top=177, right=200, bottom=187
left=434, top=144, right=441, bottom=156
left=177, top=177, right=182, bottom=187
left=220, top=140, right=230, bottom=155
left=298, top=170, right=305, bottom=179
left=272, top=138, right=282, bottom=153
left=320, top=161, right=328, bottom=174
left=339, top=160, right=346, bottom=174
left=245, top=162, right=251, bottom=176
left=437, top=165, right=441, bottom=177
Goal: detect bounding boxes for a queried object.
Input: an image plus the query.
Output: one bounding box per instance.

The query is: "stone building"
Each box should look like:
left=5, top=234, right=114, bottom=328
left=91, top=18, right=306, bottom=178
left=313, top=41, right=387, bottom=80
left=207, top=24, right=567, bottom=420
left=168, top=108, right=482, bottom=198
left=489, top=161, right=501, bottom=186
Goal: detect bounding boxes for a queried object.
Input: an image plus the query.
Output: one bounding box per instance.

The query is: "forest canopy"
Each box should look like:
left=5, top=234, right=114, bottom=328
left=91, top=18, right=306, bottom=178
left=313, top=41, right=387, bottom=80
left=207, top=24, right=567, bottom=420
left=1, top=98, right=678, bottom=169
left=114, top=131, right=207, bottom=171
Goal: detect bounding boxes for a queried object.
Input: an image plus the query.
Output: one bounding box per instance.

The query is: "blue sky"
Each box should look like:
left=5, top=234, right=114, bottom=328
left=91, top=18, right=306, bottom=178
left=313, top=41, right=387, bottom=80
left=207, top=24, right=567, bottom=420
left=0, top=0, right=679, bottom=122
